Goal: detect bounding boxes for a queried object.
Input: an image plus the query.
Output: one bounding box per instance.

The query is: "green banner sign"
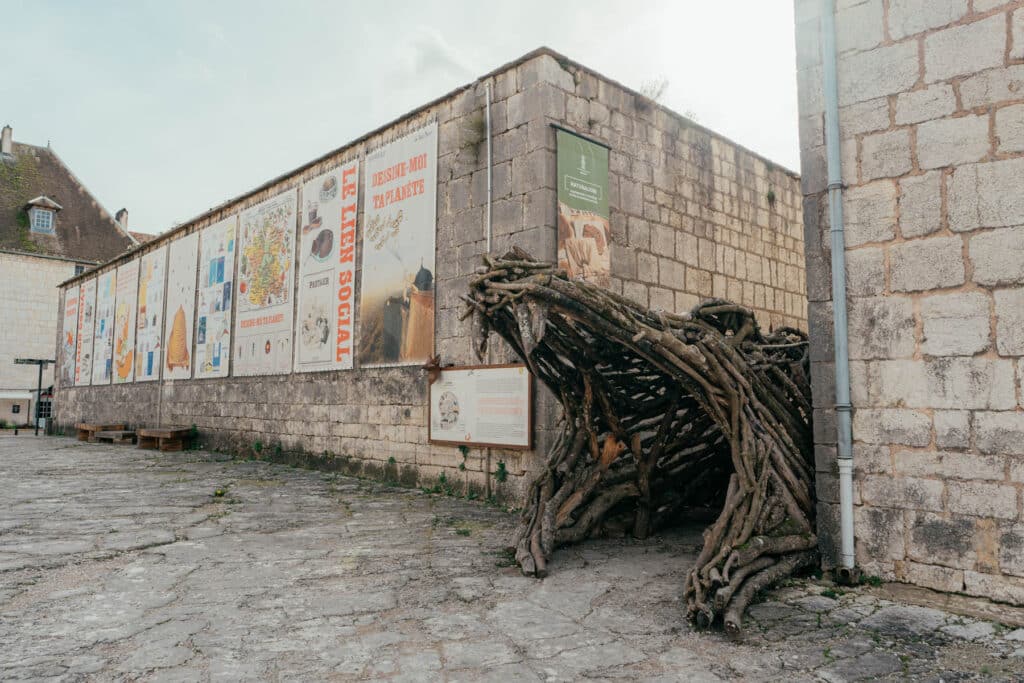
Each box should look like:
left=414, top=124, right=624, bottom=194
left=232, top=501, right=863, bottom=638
left=556, top=128, right=611, bottom=287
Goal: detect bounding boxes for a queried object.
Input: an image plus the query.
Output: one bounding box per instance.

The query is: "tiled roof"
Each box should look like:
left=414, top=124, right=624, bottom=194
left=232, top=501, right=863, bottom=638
left=129, top=231, right=157, bottom=245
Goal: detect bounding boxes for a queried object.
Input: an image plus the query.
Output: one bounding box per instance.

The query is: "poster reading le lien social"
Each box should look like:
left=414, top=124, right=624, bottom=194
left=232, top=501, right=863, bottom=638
left=295, top=161, right=358, bottom=373
left=556, top=128, right=611, bottom=288
left=234, top=189, right=297, bottom=376
left=357, top=123, right=437, bottom=367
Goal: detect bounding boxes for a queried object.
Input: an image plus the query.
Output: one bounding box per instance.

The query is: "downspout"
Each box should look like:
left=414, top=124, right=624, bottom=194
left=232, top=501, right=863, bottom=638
left=485, top=82, right=493, bottom=253
left=821, top=0, right=857, bottom=575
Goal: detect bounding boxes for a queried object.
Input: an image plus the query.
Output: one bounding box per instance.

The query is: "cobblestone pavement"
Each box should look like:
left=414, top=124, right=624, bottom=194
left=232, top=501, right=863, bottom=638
left=2, top=436, right=1024, bottom=681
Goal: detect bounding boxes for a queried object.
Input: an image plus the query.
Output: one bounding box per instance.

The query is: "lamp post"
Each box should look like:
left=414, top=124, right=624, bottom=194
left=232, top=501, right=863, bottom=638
left=14, top=358, right=54, bottom=436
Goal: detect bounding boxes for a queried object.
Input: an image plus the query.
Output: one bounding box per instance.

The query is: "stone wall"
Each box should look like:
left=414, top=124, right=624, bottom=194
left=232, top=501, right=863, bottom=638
left=796, top=0, right=1024, bottom=603
left=55, top=49, right=805, bottom=502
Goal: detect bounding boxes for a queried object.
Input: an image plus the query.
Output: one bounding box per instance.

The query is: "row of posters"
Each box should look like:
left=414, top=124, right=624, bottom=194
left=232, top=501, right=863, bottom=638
left=61, top=123, right=438, bottom=385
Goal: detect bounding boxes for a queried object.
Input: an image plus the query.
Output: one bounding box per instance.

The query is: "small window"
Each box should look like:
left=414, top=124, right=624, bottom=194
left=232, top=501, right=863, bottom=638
left=30, top=208, right=55, bottom=234
left=11, top=404, right=20, bottom=414
left=36, top=399, right=52, bottom=419
left=74, top=265, right=85, bottom=276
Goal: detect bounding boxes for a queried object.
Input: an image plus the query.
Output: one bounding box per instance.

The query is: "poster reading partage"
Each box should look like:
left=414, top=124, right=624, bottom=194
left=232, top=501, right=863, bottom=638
left=91, top=270, right=116, bottom=385
left=135, top=246, right=167, bottom=382
left=112, top=259, right=140, bottom=384
left=60, top=288, right=79, bottom=388
left=195, top=216, right=235, bottom=378
left=74, top=278, right=96, bottom=386
left=233, top=189, right=297, bottom=376
left=428, top=364, right=532, bottom=449
left=358, top=123, right=437, bottom=367
left=164, top=232, right=199, bottom=380
left=295, top=161, right=358, bottom=373
left=556, top=127, right=611, bottom=287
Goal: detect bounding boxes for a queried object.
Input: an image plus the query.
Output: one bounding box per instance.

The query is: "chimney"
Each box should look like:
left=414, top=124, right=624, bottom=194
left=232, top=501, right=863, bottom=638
left=115, top=208, right=128, bottom=230
left=1, top=125, right=11, bottom=156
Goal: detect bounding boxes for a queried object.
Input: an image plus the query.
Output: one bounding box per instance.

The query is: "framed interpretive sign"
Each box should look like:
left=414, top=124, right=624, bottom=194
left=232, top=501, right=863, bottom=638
left=428, top=364, right=533, bottom=450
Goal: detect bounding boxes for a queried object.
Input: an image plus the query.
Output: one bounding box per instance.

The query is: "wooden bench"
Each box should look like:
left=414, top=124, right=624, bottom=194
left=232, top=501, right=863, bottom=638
left=77, top=423, right=126, bottom=442
left=92, top=430, right=137, bottom=445
left=137, top=427, right=193, bottom=452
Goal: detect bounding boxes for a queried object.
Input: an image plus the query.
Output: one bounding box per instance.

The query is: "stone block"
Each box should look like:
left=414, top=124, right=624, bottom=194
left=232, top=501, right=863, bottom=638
left=948, top=481, right=1018, bottom=519
left=845, top=247, right=885, bottom=296
left=916, top=115, right=990, bottom=170
left=964, top=570, right=1024, bottom=603
left=903, top=562, right=966, bottom=593
left=649, top=286, right=674, bottom=311
left=975, top=411, right=1024, bottom=455
left=651, top=224, right=674, bottom=256
left=920, top=291, right=990, bottom=356
left=895, top=84, right=957, bottom=126
left=658, top=257, right=684, bottom=288
left=843, top=181, right=897, bottom=246
left=1000, top=525, right=1024, bottom=576
left=934, top=410, right=971, bottom=449
left=636, top=252, right=658, bottom=283
left=676, top=231, right=698, bottom=267
left=861, top=474, right=944, bottom=511
left=518, top=54, right=576, bottom=92
left=894, top=449, right=1005, bottom=481
left=854, top=443, right=892, bottom=475
left=908, top=511, right=978, bottom=569
left=877, top=357, right=1016, bottom=410
left=888, top=0, right=968, bottom=40
left=890, top=236, right=965, bottom=292
left=1014, top=7, right=1024, bottom=60
left=838, top=41, right=920, bottom=106
left=852, top=408, right=932, bottom=446
left=838, top=97, right=890, bottom=139
left=847, top=296, right=915, bottom=359
left=959, top=64, right=1024, bottom=109
left=861, top=129, right=913, bottom=180
left=622, top=280, right=647, bottom=306
left=969, top=226, right=1024, bottom=286
left=924, top=15, right=1006, bottom=83
left=995, top=103, right=1024, bottom=154
left=898, top=171, right=942, bottom=239
left=836, top=0, right=885, bottom=53
left=995, top=287, right=1024, bottom=355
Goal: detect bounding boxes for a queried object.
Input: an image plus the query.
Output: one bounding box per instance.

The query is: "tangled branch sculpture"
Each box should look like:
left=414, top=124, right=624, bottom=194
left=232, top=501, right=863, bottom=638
left=463, top=248, right=816, bottom=636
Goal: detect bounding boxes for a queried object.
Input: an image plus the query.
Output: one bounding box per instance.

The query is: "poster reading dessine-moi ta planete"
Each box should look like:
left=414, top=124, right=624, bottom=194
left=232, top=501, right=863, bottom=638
left=295, top=161, right=358, bottom=373
left=357, top=123, right=437, bottom=367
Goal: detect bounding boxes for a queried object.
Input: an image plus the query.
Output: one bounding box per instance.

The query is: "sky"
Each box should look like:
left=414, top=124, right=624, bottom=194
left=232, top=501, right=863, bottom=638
left=1, top=1, right=800, bottom=235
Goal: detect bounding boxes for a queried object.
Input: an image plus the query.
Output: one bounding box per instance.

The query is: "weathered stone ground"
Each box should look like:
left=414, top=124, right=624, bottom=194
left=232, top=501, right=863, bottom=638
left=1, top=436, right=1023, bottom=681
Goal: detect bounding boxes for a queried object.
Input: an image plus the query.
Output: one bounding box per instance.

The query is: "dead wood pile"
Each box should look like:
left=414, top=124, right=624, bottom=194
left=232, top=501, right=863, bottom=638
left=463, top=248, right=817, bottom=636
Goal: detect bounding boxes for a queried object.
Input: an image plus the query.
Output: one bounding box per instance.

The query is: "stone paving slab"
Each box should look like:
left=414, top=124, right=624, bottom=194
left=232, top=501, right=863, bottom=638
left=1, top=436, right=1023, bottom=681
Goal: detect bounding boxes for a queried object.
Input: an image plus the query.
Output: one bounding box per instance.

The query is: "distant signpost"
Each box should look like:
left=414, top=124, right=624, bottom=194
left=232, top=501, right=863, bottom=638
left=14, top=358, right=54, bottom=436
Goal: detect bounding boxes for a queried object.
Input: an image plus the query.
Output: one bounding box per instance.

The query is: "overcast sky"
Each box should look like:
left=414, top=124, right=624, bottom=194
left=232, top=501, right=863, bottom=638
left=2, top=1, right=800, bottom=234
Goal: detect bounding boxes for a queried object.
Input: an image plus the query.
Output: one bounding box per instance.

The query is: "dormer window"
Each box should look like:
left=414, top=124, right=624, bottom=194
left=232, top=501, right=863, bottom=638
left=30, top=208, right=54, bottom=234
left=23, top=195, right=62, bottom=235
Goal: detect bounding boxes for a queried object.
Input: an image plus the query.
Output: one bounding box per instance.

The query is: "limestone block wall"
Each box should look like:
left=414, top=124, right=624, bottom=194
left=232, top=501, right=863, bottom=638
left=796, top=0, right=1024, bottom=603
left=55, top=49, right=805, bottom=502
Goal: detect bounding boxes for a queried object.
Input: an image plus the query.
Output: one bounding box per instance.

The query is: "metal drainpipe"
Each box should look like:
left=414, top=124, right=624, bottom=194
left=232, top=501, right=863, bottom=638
left=821, top=0, right=857, bottom=576
left=485, top=82, right=493, bottom=253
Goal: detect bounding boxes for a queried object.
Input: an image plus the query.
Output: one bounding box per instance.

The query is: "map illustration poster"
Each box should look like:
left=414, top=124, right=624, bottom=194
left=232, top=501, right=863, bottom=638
left=233, top=189, right=297, bottom=376
left=295, top=161, right=358, bottom=373
left=357, top=124, right=437, bottom=367
left=91, top=270, right=116, bottom=385
left=60, top=288, right=79, bottom=387
left=134, top=246, right=167, bottom=382
left=112, top=259, right=139, bottom=384
left=164, top=232, right=199, bottom=380
left=195, top=216, right=236, bottom=379
left=74, top=278, right=96, bottom=386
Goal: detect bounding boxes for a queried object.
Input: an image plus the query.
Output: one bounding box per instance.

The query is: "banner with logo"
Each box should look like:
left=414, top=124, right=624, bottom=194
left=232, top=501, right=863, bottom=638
left=357, top=123, right=437, bottom=367
left=164, top=232, right=199, bottom=380
left=112, top=259, right=139, bottom=384
left=60, top=287, right=79, bottom=387
left=295, top=161, right=358, bottom=373
left=91, top=270, right=116, bottom=385
left=556, top=127, right=611, bottom=287
left=74, top=278, right=96, bottom=386
left=134, top=246, right=167, bottom=381
left=233, top=189, right=297, bottom=376
left=195, top=216, right=236, bottom=378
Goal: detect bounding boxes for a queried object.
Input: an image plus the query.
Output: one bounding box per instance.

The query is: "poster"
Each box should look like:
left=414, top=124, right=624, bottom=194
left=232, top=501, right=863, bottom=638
left=358, top=124, right=437, bottom=367
left=112, top=259, right=139, bottom=384
left=233, top=189, right=296, bottom=376
left=195, top=216, right=236, bottom=378
left=556, top=127, right=611, bottom=287
left=134, top=246, right=167, bottom=381
left=164, top=232, right=199, bottom=380
left=59, top=288, right=79, bottom=387
left=74, top=278, right=96, bottom=386
left=428, top=365, right=532, bottom=449
left=91, top=270, right=116, bottom=385
left=295, top=162, right=359, bottom=373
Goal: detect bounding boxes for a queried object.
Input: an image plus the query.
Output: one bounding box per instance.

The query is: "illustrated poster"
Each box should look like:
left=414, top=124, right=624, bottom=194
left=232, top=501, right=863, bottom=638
left=357, top=123, right=437, bottom=367
left=134, top=246, right=167, bottom=381
left=164, top=232, right=199, bottom=380
left=195, top=216, right=236, bottom=378
left=112, top=259, right=139, bottom=384
left=59, top=287, right=79, bottom=387
left=295, top=162, right=358, bottom=372
left=91, top=270, right=116, bottom=385
left=74, top=278, right=96, bottom=386
left=233, top=189, right=297, bottom=376
left=556, top=128, right=611, bottom=287
left=428, top=365, right=532, bottom=449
